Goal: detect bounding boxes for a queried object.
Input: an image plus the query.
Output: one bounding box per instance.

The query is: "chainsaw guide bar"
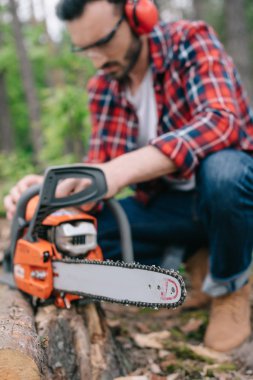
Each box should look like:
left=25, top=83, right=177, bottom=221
left=53, top=258, right=187, bottom=309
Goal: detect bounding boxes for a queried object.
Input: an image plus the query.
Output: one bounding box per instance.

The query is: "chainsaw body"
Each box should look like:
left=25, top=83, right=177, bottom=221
left=14, top=210, right=103, bottom=307
left=8, top=166, right=107, bottom=308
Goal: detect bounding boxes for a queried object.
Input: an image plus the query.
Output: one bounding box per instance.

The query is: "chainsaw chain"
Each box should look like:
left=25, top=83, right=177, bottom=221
left=53, top=258, right=187, bottom=309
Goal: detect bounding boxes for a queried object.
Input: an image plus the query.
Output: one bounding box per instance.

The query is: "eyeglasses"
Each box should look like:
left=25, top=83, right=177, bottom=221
left=71, top=14, right=125, bottom=53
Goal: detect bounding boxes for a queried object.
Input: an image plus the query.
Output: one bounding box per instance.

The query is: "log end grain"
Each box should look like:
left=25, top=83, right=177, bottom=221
left=0, top=349, right=41, bottom=380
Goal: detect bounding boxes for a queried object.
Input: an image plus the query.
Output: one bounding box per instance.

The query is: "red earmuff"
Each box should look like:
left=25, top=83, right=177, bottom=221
left=125, top=0, right=159, bottom=35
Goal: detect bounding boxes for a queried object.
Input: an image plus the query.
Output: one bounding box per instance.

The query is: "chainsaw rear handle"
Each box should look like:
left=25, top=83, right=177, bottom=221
left=7, top=165, right=134, bottom=269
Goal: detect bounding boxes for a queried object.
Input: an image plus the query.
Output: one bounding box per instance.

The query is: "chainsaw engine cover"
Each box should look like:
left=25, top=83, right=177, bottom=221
left=55, top=221, right=97, bottom=256
left=42, top=209, right=98, bottom=257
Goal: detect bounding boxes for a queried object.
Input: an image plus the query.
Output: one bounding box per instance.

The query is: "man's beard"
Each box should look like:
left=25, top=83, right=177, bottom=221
left=102, top=32, right=143, bottom=82
left=118, top=32, right=143, bottom=81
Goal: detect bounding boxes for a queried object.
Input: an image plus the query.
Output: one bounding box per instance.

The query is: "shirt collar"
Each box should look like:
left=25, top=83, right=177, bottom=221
left=148, top=21, right=172, bottom=74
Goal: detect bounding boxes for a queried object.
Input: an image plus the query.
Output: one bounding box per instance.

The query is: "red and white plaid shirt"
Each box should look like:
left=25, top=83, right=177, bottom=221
left=87, top=20, right=253, bottom=181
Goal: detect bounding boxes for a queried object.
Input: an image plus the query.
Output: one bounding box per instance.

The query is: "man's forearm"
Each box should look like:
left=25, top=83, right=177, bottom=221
left=102, top=145, right=176, bottom=196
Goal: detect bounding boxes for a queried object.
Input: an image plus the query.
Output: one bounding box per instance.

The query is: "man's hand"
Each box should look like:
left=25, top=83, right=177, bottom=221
left=54, top=146, right=176, bottom=203
left=54, top=163, right=121, bottom=210
left=55, top=177, right=97, bottom=211
left=4, top=174, right=44, bottom=220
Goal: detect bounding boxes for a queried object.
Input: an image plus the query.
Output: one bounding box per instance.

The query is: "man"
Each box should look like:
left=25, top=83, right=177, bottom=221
left=4, top=0, right=253, bottom=352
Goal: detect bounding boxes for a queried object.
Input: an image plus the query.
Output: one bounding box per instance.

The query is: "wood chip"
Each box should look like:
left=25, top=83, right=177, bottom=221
left=106, top=319, right=121, bottom=328
left=150, top=362, right=161, bottom=374
left=114, top=377, right=148, bottom=380
left=158, top=350, right=170, bottom=359
left=132, top=331, right=171, bottom=349
left=166, top=374, right=181, bottom=380
left=187, top=344, right=230, bottom=363
left=181, top=318, right=203, bottom=333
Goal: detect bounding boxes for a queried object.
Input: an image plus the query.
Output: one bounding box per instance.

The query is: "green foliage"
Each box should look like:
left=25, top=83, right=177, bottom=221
left=0, top=152, right=36, bottom=216
left=40, top=85, right=91, bottom=165
left=52, top=33, right=95, bottom=84
left=0, top=20, right=32, bottom=156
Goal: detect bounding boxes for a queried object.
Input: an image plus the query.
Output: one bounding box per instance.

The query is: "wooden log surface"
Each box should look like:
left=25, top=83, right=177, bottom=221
left=0, top=283, right=130, bottom=380
left=36, top=301, right=130, bottom=380
left=0, top=284, right=45, bottom=380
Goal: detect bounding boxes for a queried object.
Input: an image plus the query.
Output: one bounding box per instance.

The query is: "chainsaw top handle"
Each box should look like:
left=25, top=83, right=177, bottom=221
left=25, top=165, right=107, bottom=242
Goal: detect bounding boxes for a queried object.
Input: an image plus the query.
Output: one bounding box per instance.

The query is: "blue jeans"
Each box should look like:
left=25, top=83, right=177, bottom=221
left=96, top=149, right=253, bottom=296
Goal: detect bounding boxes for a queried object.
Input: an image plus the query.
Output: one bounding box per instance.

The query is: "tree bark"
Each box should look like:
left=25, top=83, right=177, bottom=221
left=0, top=285, right=45, bottom=379
left=8, top=0, right=43, bottom=165
left=0, top=72, right=14, bottom=153
left=224, top=0, right=253, bottom=103
left=0, top=28, right=13, bottom=153
left=192, top=0, right=210, bottom=20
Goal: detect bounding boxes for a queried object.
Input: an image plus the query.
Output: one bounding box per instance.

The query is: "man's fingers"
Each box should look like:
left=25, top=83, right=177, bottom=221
left=4, top=174, right=44, bottom=220
left=55, top=178, right=92, bottom=198
left=74, top=178, right=92, bottom=193
left=17, top=175, right=43, bottom=192
left=3, top=195, right=16, bottom=216
left=55, top=179, right=77, bottom=198
left=9, top=175, right=43, bottom=204
left=10, top=186, right=23, bottom=204
left=6, top=211, right=13, bottom=221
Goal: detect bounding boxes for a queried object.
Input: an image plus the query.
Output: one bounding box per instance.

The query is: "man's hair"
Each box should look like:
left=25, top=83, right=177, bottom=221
left=56, top=0, right=126, bottom=21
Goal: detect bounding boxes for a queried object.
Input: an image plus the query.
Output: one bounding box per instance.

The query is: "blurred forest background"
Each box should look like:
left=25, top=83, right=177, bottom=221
left=0, top=0, right=253, bottom=214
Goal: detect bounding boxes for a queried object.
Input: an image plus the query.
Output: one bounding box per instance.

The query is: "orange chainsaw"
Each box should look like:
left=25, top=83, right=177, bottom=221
left=2, top=165, right=186, bottom=309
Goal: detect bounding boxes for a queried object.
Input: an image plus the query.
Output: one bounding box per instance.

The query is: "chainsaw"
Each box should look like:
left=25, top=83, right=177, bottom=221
left=2, top=165, right=186, bottom=309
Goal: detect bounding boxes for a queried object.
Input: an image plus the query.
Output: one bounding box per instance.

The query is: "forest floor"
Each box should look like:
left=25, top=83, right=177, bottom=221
left=1, top=218, right=253, bottom=380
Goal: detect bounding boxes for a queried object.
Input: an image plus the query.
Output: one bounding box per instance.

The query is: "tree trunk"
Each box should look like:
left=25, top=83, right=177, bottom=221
left=0, top=29, right=13, bottom=153
left=8, top=0, right=43, bottom=165
left=0, top=72, right=13, bottom=153
left=192, top=0, right=209, bottom=20
left=224, top=0, right=253, bottom=103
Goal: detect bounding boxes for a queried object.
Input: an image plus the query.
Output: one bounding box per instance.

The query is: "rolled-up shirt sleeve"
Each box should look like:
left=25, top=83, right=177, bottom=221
left=150, top=22, right=241, bottom=178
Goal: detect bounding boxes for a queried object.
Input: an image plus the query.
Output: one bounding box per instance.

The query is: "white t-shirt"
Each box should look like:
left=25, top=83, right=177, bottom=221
left=126, top=68, right=195, bottom=191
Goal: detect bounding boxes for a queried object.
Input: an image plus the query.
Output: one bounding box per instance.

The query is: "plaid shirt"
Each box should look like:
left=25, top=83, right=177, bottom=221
left=87, top=20, right=253, bottom=181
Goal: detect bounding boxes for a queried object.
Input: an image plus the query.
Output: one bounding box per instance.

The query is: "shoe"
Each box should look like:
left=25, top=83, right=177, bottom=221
left=204, top=283, right=251, bottom=352
left=182, top=248, right=211, bottom=310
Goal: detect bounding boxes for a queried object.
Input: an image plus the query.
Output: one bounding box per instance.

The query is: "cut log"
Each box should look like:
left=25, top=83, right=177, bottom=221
left=35, top=301, right=131, bottom=380
left=0, top=281, right=130, bottom=380
left=0, top=285, right=45, bottom=379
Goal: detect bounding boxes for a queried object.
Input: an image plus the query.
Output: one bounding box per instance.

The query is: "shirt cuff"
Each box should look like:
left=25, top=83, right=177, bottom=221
left=150, top=133, right=199, bottom=179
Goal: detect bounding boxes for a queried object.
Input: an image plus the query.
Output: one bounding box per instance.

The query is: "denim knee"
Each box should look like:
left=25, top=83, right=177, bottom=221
left=197, top=149, right=252, bottom=213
